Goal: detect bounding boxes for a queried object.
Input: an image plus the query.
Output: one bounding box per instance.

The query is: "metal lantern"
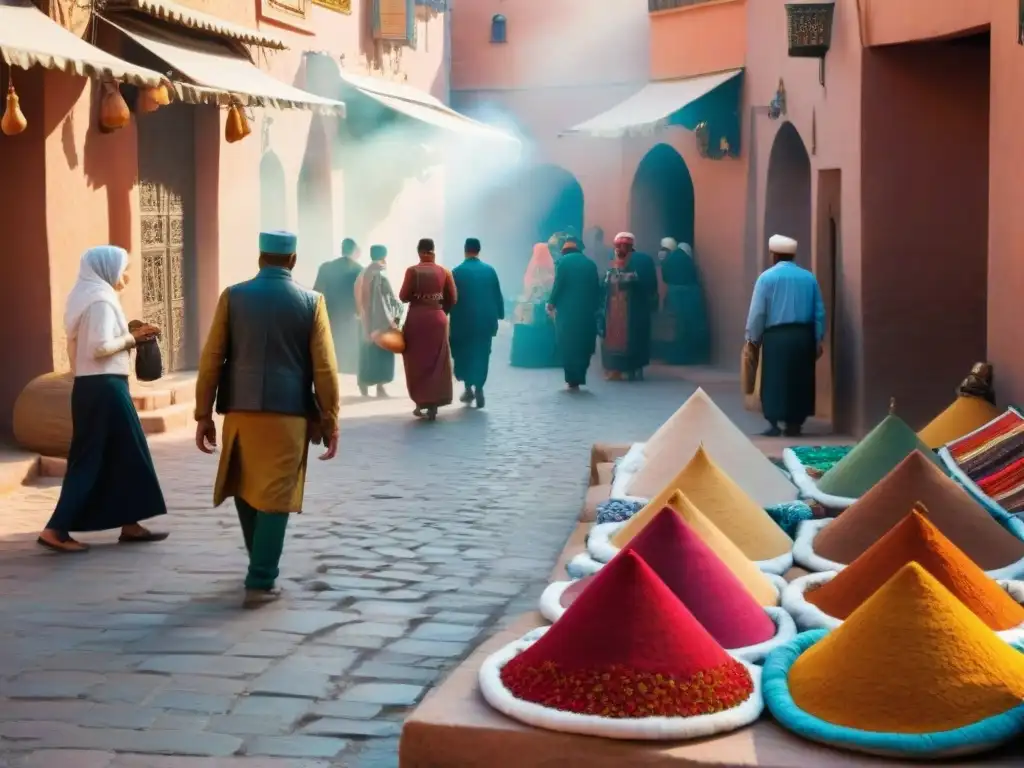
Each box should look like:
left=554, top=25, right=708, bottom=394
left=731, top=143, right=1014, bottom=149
left=785, top=2, right=835, bottom=58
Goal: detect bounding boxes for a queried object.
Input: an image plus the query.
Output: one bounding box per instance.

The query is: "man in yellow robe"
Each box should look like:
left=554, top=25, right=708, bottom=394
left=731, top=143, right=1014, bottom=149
left=194, top=230, right=341, bottom=608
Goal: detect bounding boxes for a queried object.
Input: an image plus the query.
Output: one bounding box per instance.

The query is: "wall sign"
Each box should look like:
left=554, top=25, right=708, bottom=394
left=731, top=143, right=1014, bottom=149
left=313, top=0, right=352, bottom=13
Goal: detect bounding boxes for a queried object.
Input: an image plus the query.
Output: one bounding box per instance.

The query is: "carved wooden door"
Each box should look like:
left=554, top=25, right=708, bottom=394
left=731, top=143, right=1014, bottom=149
left=137, top=103, right=196, bottom=372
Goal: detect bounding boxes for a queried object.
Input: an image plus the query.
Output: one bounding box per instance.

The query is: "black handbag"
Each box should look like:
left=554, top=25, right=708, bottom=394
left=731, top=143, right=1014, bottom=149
left=135, top=338, right=163, bottom=382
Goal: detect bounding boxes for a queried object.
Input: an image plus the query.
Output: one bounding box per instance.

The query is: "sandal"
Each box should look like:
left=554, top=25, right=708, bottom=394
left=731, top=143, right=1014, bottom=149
left=118, top=527, right=170, bottom=544
left=37, top=532, right=89, bottom=553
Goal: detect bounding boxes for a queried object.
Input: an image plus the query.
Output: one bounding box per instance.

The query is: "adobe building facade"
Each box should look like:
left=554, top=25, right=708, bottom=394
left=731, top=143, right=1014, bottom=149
left=0, top=0, right=452, bottom=433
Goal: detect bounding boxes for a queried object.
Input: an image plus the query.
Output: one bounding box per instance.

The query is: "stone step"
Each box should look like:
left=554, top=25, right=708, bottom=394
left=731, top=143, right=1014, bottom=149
left=132, top=372, right=197, bottom=412
left=139, top=402, right=193, bottom=435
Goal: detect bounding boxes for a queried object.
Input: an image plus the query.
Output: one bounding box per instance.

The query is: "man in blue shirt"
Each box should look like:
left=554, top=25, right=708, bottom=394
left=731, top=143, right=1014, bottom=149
left=745, top=234, right=825, bottom=437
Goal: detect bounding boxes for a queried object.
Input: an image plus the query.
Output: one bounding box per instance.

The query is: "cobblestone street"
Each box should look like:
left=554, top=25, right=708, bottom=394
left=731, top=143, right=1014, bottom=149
left=0, top=332, right=765, bottom=767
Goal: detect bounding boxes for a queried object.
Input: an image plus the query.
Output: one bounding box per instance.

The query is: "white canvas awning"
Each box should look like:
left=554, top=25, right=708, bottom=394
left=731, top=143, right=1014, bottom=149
left=109, top=0, right=285, bottom=49
left=0, top=0, right=166, bottom=88
left=563, top=69, right=743, bottom=138
left=339, top=70, right=519, bottom=145
left=107, top=19, right=344, bottom=114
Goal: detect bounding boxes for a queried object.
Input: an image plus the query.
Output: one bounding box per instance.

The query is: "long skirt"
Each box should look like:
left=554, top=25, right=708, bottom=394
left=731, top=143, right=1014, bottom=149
left=509, top=317, right=559, bottom=368
left=452, top=335, right=493, bottom=389
left=760, top=323, right=817, bottom=425
left=657, top=285, right=711, bottom=365
left=601, top=294, right=651, bottom=374
left=358, top=340, right=396, bottom=387
left=47, top=374, right=166, bottom=532
left=403, top=306, right=453, bottom=408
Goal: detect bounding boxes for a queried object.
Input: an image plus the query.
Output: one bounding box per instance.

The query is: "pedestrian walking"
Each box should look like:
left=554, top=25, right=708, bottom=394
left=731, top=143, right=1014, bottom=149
left=354, top=244, right=402, bottom=398
left=744, top=233, right=825, bottom=437
left=37, top=246, right=168, bottom=553
left=400, top=238, right=457, bottom=420
left=313, top=237, right=363, bottom=375
left=600, top=232, right=658, bottom=381
left=546, top=236, right=601, bottom=390
left=193, top=230, right=341, bottom=608
left=450, top=237, right=504, bottom=408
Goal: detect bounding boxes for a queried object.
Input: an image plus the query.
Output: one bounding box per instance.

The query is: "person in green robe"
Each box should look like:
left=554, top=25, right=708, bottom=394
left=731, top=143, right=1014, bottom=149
left=656, top=237, right=711, bottom=364
left=450, top=238, right=505, bottom=408
left=600, top=232, right=658, bottom=381
left=546, top=236, right=600, bottom=390
left=313, top=238, right=362, bottom=374
left=355, top=245, right=403, bottom=398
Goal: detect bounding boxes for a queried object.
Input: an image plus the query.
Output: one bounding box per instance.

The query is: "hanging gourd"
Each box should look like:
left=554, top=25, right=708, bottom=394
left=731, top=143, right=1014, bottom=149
left=99, top=81, right=130, bottom=132
left=225, top=104, right=246, bottom=143
left=1, top=83, right=27, bottom=136
left=138, top=83, right=170, bottom=114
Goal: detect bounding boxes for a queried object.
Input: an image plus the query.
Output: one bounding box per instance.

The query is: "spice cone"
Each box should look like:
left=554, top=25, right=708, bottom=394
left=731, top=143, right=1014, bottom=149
left=806, top=507, right=1024, bottom=629
left=623, top=446, right=791, bottom=561
left=789, top=562, right=1024, bottom=734
left=501, top=551, right=754, bottom=718
left=633, top=388, right=796, bottom=505
left=567, top=508, right=775, bottom=648
left=919, top=395, right=1001, bottom=450
left=813, top=451, right=1024, bottom=569
left=611, top=491, right=778, bottom=605
left=816, top=413, right=940, bottom=498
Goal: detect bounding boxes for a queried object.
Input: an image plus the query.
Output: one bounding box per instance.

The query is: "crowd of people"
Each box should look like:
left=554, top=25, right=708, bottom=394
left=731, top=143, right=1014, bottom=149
left=37, top=225, right=824, bottom=609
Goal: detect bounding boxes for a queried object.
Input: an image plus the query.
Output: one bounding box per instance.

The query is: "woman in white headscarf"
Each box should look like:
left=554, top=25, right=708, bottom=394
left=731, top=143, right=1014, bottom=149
left=654, top=237, right=710, bottom=364
left=37, top=246, right=168, bottom=553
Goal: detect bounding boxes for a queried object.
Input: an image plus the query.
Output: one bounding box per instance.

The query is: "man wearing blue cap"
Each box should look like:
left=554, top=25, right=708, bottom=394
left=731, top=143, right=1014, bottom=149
left=193, top=230, right=341, bottom=608
left=450, top=237, right=504, bottom=407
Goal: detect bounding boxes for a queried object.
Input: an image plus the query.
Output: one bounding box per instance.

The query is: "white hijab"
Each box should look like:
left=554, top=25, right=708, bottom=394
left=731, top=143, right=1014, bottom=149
left=64, top=246, right=129, bottom=340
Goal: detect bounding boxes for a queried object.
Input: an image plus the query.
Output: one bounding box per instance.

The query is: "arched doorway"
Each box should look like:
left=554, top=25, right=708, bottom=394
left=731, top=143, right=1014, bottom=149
left=259, top=150, right=287, bottom=232
left=297, top=116, right=334, bottom=287
left=481, top=164, right=584, bottom=294
left=764, top=122, right=811, bottom=268
left=629, top=144, right=695, bottom=257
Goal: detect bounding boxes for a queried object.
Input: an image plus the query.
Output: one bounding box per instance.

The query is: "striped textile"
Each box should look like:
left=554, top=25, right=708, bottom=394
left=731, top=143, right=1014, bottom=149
left=946, top=408, right=1024, bottom=513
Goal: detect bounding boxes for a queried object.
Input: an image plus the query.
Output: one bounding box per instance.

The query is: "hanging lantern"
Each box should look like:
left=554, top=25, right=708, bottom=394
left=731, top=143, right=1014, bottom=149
left=785, top=2, right=835, bottom=58
left=225, top=104, right=246, bottom=143
left=99, top=81, right=130, bottom=132
left=1, top=83, right=27, bottom=136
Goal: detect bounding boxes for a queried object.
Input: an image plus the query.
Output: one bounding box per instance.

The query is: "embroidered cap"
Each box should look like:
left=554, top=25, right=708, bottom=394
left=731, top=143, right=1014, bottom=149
left=259, top=230, right=297, bottom=255
left=369, top=245, right=387, bottom=261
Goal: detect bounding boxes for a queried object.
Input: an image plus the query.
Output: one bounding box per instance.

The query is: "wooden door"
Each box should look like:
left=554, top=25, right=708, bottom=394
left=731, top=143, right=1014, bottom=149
left=137, top=102, right=196, bottom=372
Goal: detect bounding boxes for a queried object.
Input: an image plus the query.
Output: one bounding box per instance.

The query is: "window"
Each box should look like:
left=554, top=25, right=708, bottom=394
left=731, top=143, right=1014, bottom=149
left=490, top=14, right=507, bottom=44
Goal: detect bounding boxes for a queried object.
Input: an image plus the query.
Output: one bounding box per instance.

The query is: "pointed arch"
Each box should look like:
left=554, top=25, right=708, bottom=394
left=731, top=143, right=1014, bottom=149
left=764, top=122, right=812, bottom=268
left=259, top=150, right=287, bottom=232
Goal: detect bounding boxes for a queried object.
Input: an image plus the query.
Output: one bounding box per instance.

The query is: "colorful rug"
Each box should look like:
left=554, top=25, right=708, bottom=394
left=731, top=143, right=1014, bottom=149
left=481, top=551, right=763, bottom=740
left=763, top=564, right=1024, bottom=759
left=939, top=407, right=1024, bottom=537
left=783, top=509, right=1024, bottom=641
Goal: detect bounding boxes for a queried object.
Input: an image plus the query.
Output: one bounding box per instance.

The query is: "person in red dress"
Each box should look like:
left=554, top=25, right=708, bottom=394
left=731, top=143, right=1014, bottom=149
left=400, top=238, right=458, bottom=420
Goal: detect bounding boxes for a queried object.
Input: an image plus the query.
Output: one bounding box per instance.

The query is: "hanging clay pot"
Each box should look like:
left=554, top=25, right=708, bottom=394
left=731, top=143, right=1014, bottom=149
left=138, top=83, right=170, bottom=114
left=1, top=83, right=27, bottom=136
left=225, top=104, right=246, bottom=143
left=99, top=82, right=130, bottom=132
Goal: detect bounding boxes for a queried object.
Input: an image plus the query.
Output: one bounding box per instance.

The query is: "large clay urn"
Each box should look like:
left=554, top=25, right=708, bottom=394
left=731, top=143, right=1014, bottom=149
left=13, top=372, right=74, bottom=457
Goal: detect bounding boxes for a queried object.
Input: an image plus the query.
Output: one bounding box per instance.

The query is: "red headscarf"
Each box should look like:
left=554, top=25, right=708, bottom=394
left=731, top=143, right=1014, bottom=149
left=524, top=243, right=555, bottom=289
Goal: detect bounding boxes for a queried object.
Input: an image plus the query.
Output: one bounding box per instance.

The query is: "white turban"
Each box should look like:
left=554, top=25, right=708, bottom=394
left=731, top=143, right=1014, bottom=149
left=660, top=237, right=677, bottom=250
left=613, top=232, right=635, bottom=244
left=679, top=243, right=693, bottom=257
left=768, top=234, right=797, bottom=255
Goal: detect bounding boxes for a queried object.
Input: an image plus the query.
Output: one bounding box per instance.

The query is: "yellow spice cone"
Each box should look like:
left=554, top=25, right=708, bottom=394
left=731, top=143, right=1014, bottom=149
left=628, top=445, right=792, bottom=560
left=612, top=490, right=778, bottom=606
left=790, top=562, right=1024, bottom=734
left=919, top=395, right=1002, bottom=450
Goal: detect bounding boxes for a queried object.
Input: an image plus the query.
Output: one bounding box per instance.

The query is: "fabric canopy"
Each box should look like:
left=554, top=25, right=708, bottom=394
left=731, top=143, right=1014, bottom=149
left=339, top=70, right=519, bottom=145
left=0, top=0, right=166, bottom=88
left=563, top=69, right=744, bottom=138
left=107, top=19, right=344, bottom=114
left=108, top=0, right=285, bottom=49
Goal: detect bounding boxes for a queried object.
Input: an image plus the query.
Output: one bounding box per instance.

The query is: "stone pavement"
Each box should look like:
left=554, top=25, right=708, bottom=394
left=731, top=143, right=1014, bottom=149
left=0, top=332, right=770, bottom=767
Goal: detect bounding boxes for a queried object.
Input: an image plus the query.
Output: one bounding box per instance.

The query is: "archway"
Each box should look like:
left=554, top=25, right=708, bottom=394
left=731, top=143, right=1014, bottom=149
left=480, top=164, right=584, bottom=294
left=259, top=150, right=287, bottom=232
left=764, top=122, right=811, bottom=268
left=629, top=143, right=695, bottom=257
left=297, top=115, right=334, bottom=286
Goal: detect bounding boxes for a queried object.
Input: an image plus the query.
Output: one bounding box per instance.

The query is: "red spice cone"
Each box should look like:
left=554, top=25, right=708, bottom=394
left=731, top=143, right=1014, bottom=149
left=563, top=509, right=775, bottom=648
left=502, top=551, right=753, bottom=717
